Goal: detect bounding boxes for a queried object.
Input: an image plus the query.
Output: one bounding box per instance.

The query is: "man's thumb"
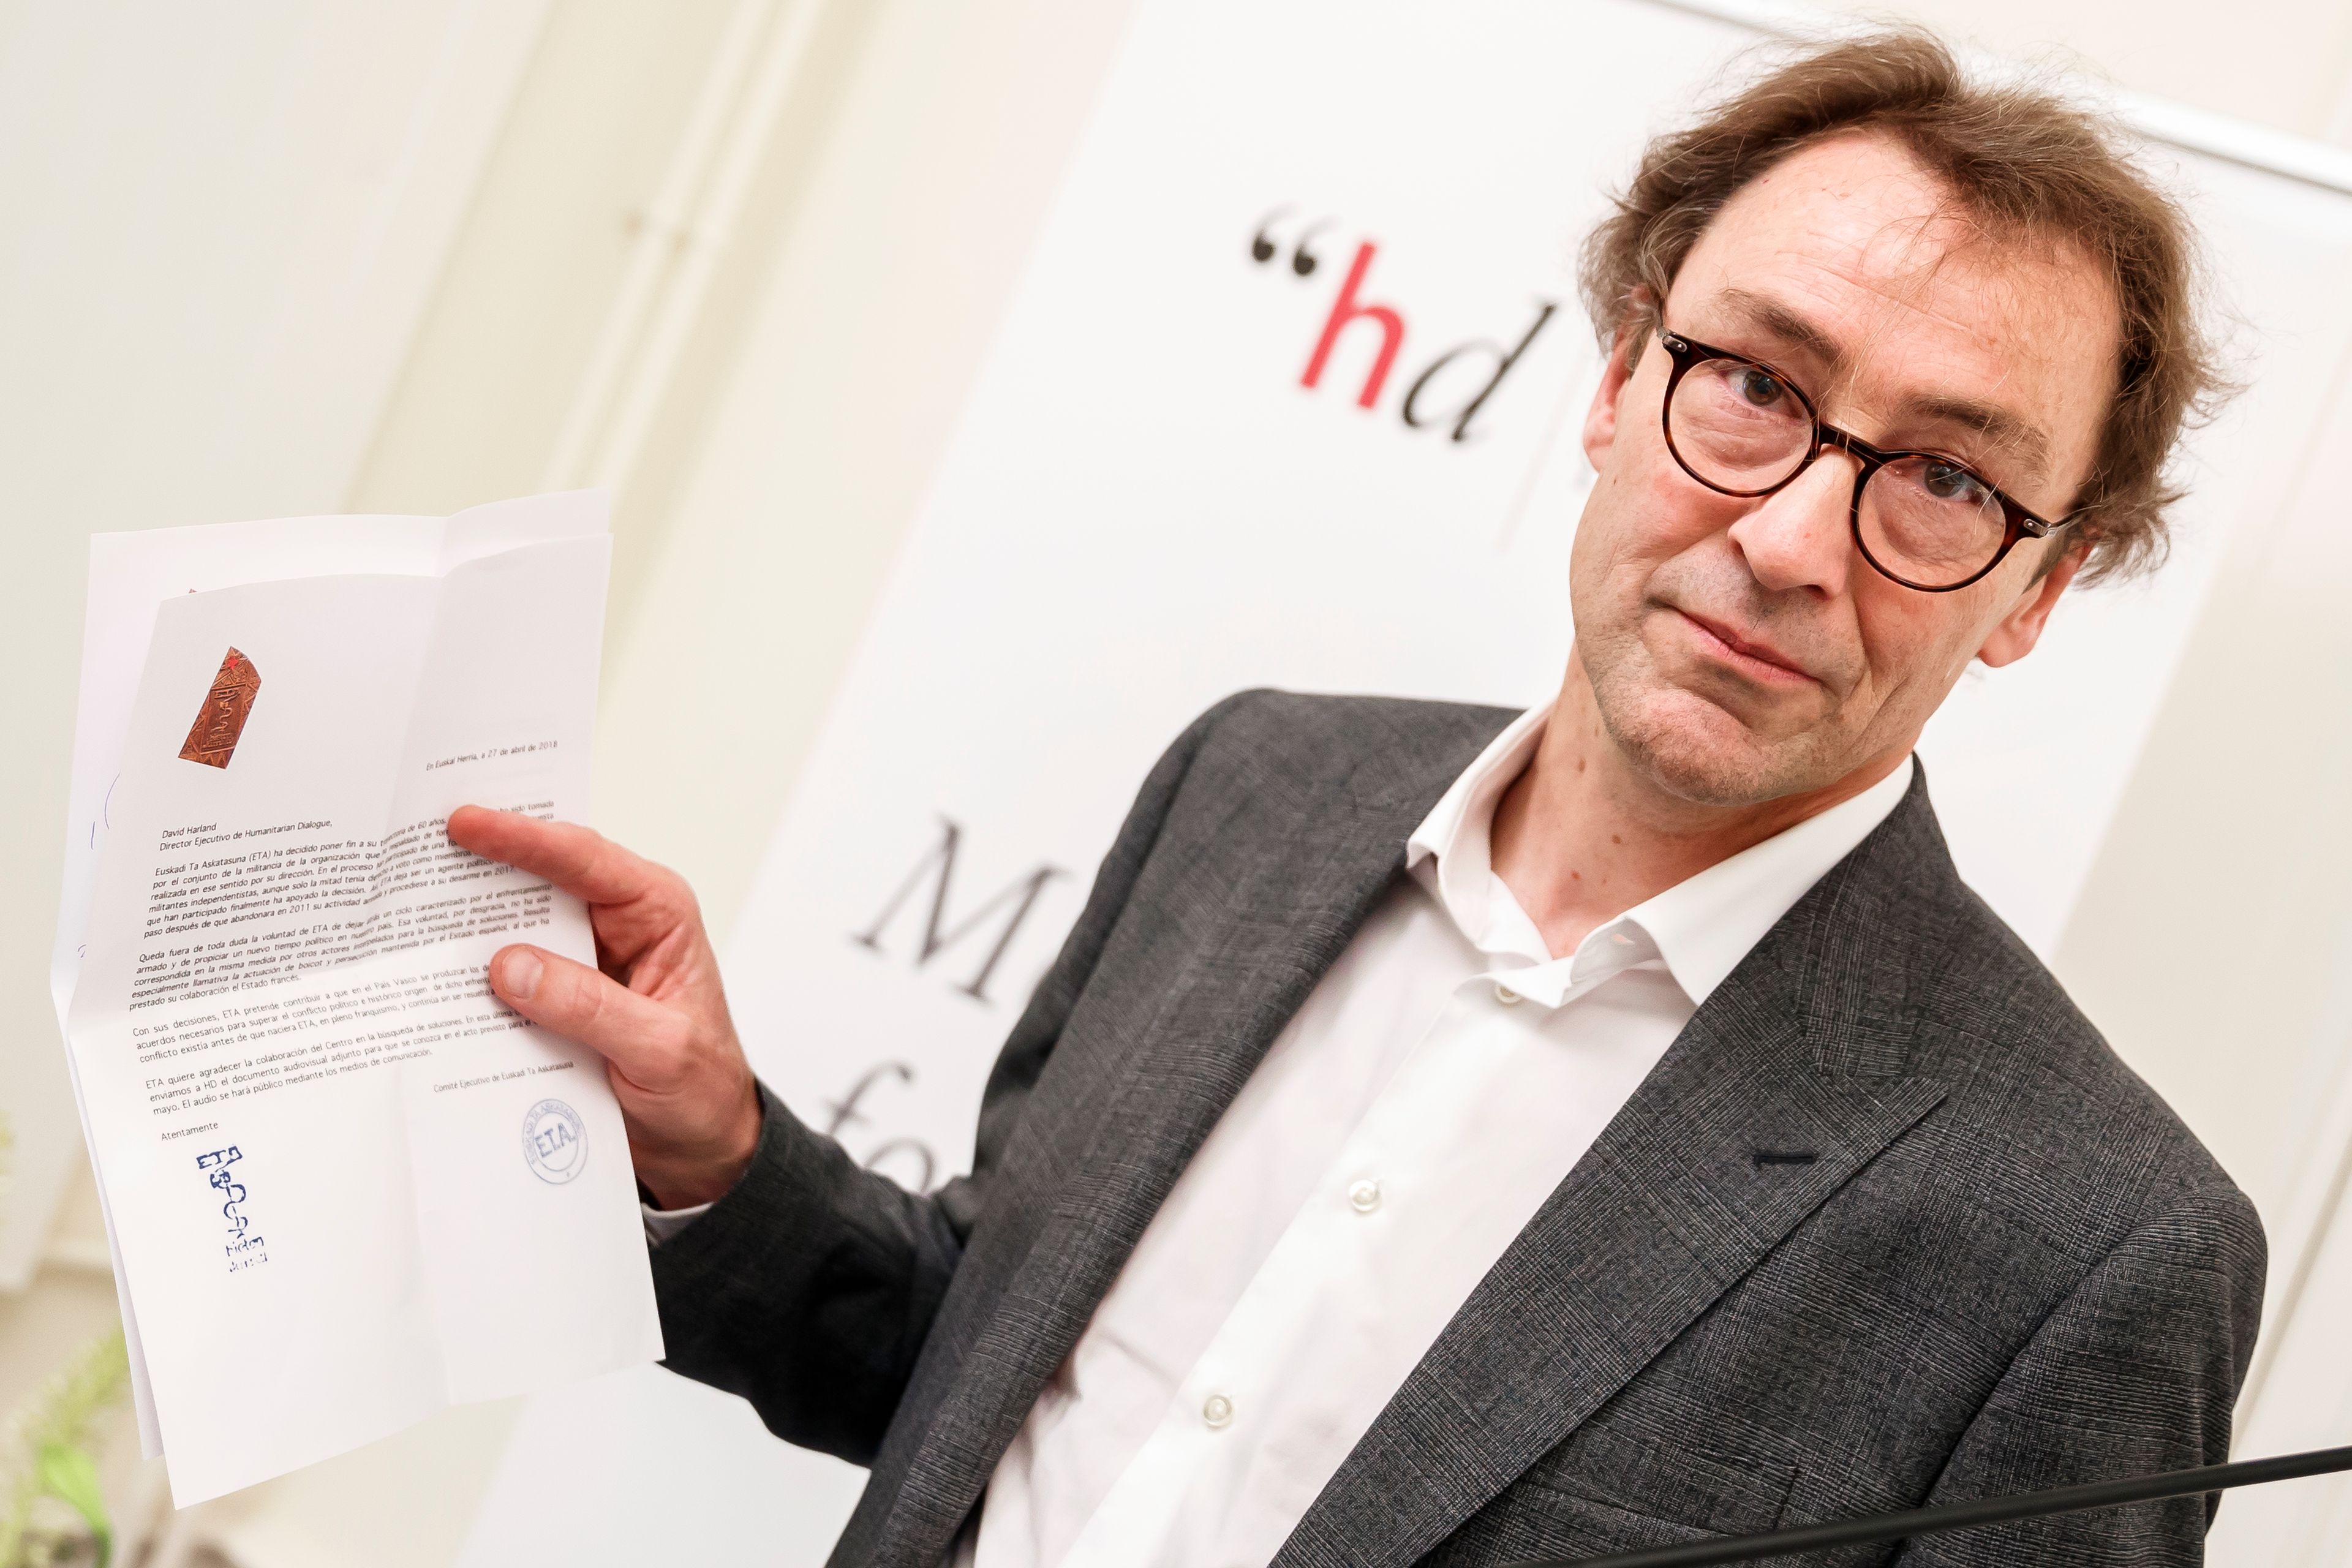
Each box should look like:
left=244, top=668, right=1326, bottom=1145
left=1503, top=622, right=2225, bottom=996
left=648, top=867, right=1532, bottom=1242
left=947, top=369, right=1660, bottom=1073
left=489, top=944, right=692, bottom=1091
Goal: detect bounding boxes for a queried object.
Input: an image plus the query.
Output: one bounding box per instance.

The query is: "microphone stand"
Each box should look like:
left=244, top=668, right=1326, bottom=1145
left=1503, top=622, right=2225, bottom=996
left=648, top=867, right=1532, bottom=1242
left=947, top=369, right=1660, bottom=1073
left=1510, top=1442, right=2352, bottom=1567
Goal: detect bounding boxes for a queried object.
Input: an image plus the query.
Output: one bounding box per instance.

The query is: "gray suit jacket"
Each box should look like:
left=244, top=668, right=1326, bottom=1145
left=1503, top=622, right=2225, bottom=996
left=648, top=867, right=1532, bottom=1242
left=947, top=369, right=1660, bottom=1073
left=650, top=691, right=2265, bottom=1566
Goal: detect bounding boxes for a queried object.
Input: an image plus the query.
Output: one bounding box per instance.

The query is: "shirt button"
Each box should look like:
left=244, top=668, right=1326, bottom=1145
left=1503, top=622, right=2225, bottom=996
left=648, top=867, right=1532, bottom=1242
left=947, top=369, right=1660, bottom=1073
left=1494, top=982, right=1521, bottom=1005
left=1202, top=1393, right=1234, bottom=1429
left=1348, top=1178, right=1382, bottom=1213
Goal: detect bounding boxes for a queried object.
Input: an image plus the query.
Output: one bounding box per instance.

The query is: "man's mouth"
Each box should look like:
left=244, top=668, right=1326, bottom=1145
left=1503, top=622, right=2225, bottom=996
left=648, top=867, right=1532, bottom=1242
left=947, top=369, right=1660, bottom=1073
left=1673, top=608, right=1818, bottom=687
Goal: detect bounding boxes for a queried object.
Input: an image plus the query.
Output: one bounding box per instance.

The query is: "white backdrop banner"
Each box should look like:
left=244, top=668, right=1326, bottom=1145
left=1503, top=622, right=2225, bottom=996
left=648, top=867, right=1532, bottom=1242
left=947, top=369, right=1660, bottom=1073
left=465, top=1, right=2352, bottom=1561
left=717, top=0, right=2349, bottom=1201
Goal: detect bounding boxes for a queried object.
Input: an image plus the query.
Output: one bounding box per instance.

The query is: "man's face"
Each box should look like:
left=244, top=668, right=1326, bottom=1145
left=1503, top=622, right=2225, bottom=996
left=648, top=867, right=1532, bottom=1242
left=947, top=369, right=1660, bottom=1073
left=1571, top=130, right=2122, bottom=805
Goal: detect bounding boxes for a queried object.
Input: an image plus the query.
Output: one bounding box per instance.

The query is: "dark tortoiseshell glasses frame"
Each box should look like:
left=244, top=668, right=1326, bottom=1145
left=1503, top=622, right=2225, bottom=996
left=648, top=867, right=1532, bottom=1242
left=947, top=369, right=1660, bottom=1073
left=1655, top=329, right=2078, bottom=593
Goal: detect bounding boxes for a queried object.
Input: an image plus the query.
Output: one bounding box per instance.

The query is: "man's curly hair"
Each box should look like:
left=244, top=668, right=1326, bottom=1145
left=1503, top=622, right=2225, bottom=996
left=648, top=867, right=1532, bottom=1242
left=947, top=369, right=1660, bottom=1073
left=1580, top=28, right=2231, bottom=584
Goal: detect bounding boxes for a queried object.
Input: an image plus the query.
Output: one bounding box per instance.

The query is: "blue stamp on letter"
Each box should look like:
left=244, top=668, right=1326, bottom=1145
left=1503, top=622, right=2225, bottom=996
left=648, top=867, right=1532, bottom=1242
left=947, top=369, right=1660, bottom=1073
left=522, top=1099, right=587, bottom=1185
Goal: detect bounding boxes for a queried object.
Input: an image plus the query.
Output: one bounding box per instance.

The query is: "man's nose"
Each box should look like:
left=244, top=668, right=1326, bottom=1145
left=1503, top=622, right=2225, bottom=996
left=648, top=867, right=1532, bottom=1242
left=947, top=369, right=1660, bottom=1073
left=1725, top=448, right=1855, bottom=597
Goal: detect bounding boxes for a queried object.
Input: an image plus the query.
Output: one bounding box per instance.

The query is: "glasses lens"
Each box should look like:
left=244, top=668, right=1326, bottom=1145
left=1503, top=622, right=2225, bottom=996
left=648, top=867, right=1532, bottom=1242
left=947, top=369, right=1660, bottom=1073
left=1666, top=356, right=1813, bottom=494
left=1858, top=454, right=2010, bottom=589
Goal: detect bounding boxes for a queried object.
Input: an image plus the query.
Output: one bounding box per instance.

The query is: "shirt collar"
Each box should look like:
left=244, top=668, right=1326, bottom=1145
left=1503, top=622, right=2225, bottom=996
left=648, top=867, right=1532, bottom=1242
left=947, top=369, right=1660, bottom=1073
left=1405, top=704, right=1551, bottom=964
left=1406, top=701, right=1913, bottom=1007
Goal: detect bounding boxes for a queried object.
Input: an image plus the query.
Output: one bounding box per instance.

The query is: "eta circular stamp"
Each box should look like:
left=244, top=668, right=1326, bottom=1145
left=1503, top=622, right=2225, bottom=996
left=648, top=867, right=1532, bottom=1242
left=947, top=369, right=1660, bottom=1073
left=521, top=1099, right=587, bottom=1185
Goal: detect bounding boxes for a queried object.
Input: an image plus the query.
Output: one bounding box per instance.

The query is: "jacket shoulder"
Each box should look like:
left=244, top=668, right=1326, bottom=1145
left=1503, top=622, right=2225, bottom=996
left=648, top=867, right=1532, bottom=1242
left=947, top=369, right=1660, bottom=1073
left=1907, top=877, right=2261, bottom=1270
left=1181, top=688, right=1518, bottom=805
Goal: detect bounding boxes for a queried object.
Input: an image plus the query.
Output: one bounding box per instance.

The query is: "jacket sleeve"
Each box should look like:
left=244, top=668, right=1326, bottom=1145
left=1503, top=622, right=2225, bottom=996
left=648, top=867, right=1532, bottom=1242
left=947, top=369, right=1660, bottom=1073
left=1898, top=1188, right=2266, bottom=1566
left=644, top=693, right=1246, bottom=1465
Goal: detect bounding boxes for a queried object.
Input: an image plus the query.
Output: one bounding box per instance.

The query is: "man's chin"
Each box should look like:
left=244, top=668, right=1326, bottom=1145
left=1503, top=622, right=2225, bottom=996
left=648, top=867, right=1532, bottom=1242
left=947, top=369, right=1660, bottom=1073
left=1600, top=687, right=1823, bottom=807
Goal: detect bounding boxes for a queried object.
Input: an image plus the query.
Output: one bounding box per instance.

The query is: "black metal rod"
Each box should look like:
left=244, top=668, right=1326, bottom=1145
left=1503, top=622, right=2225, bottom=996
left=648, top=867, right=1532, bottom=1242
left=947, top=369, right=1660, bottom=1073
left=1512, top=1442, right=2352, bottom=1568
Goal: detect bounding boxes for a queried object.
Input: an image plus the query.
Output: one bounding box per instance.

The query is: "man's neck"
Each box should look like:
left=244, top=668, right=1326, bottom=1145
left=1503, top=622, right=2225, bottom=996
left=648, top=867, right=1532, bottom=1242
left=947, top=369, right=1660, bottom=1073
left=1487, top=660, right=1907, bottom=959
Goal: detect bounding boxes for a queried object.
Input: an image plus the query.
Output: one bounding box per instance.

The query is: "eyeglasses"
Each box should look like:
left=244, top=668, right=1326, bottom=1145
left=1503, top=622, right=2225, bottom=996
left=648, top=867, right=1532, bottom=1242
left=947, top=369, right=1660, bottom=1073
left=1655, top=329, right=2077, bottom=592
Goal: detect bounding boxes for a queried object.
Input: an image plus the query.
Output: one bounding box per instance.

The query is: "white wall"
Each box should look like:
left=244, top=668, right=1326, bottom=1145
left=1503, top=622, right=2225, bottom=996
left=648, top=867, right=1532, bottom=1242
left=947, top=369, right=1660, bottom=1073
left=1824, top=0, right=2352, bottom=140
left=0, top=0, right=549, bottom=1281
left=0, top=2, right=679, bottom=1560
left=0, top=3, right=548, bottom=1555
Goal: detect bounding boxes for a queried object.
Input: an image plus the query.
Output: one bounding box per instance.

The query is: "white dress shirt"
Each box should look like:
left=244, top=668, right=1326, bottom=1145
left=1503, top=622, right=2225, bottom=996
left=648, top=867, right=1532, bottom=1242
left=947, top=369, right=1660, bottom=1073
left=960, top=705, right=1911, bottom=1568
left=652, top=706, right=1912, bottom=1566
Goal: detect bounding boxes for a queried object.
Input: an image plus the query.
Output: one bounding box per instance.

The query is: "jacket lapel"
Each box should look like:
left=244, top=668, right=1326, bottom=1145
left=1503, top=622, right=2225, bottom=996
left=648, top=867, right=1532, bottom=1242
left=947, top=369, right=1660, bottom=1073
left=870, top=701, right=1513, bottom=1565
left=1272, top=775, right=1959, bottom=1568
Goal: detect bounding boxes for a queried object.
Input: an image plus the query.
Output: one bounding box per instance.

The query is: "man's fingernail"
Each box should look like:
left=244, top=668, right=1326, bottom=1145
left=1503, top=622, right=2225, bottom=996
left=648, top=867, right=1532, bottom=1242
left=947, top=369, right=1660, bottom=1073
left=500, top=949, right=543, bottom=1001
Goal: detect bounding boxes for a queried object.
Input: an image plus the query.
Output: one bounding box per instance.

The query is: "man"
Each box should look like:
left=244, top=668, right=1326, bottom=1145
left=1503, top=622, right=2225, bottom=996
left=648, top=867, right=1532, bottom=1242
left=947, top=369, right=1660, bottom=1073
left=451, top=31, right=2261, bottom=1567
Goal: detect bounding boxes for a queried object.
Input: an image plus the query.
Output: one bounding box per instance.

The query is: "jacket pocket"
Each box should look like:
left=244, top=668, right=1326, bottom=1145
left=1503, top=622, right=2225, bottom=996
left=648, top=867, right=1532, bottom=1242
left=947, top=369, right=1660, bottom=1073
left=1515, top=1439, right=1799, bottom=1541
left=1423, top=1484, right=1732, bottom=1567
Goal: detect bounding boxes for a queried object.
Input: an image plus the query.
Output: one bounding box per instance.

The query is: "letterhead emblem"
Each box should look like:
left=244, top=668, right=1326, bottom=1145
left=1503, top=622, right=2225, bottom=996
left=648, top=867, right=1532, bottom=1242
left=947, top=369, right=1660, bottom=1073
left=178, top=647, right=262, bottom=769
left=521, top=1099, right=587, bottom=1185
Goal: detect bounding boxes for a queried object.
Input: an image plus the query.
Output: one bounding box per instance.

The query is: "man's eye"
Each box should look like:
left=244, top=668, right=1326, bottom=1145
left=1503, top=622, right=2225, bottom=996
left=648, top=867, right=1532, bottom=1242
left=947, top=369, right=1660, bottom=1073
left=1921, top=461, right=1991, bottom=503
left=1732, top=368, right=1785, bottom=407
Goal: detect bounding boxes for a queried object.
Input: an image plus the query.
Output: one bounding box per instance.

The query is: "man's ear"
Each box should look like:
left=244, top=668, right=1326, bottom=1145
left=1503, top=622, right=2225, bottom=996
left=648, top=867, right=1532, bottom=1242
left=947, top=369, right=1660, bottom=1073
left=1977, top=546, right=2084, bottom=668
left=1581, top=314, right=1649, bottom=472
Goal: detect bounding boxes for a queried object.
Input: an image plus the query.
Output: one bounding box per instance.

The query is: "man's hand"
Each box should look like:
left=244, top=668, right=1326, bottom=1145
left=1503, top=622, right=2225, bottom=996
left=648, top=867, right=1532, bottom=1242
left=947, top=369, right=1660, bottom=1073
left=447, top=805, right=761, bottom=1209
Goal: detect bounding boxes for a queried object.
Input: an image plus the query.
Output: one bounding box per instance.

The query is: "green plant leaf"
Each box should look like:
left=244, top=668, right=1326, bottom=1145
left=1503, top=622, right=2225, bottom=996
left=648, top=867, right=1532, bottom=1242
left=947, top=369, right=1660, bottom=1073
left=34, top=1441, right=110, bottom=1568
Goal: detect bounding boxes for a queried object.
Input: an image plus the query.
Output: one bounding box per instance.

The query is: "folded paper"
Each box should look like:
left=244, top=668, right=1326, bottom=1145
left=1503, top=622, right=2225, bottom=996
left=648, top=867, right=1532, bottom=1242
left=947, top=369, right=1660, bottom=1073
left=53, top=494, right=658, bottom=1505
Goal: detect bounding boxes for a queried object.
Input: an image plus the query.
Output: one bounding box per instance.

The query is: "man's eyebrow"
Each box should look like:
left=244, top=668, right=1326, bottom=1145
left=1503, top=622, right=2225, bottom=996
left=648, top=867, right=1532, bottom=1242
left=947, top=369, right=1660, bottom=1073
left=1903, top=393, right=2052, bottom=481
left=1711, top=287, right=2053, bottom=483
left=1715, top=288, right=1848, bottom=369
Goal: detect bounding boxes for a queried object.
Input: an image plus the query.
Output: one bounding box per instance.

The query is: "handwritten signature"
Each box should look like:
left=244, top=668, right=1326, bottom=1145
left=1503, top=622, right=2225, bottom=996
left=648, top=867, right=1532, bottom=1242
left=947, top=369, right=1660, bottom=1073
left=195, top=1145, right=268, bottom=1272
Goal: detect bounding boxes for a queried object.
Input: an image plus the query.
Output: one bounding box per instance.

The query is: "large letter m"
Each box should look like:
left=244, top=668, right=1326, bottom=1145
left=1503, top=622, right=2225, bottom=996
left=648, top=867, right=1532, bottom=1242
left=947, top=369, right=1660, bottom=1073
left=851, top=816, right=1065, bottom=1004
